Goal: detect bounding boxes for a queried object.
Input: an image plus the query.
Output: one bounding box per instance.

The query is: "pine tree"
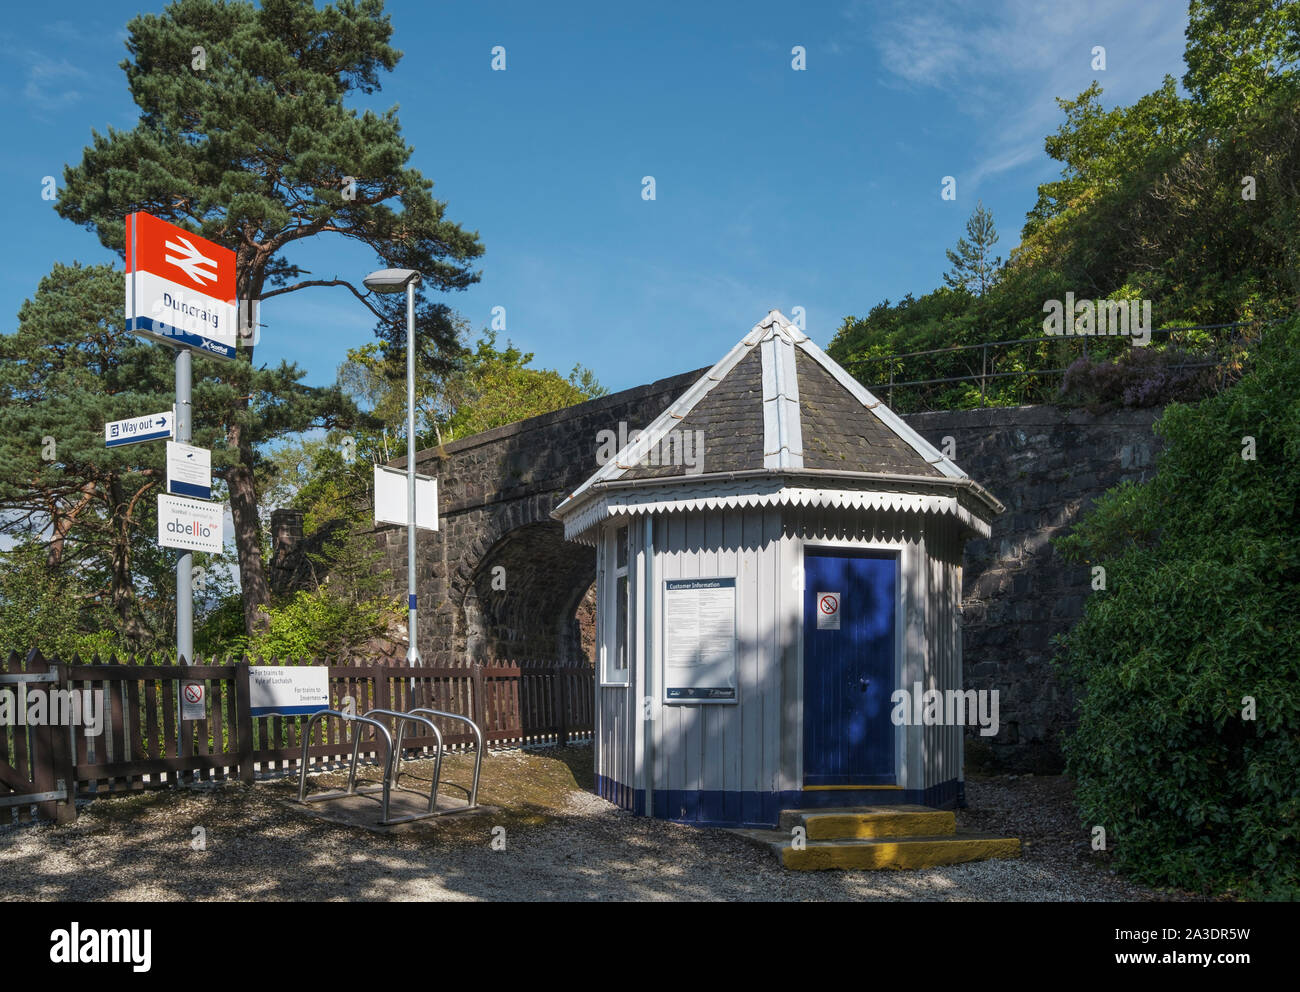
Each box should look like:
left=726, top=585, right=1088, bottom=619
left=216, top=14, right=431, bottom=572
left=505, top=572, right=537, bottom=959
left=55, top=0, right=482, bottom=635
left=943, top=201, right=1002, bottom=297
left=0, top=262, right=349, bottom=649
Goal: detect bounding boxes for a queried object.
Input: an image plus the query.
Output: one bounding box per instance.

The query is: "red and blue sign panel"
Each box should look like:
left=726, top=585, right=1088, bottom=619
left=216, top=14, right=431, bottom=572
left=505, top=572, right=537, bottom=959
left=125, top=212, right=239, bottom=360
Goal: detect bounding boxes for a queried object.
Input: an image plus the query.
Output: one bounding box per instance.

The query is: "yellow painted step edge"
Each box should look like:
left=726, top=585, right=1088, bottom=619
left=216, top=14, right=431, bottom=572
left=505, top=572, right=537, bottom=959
left=802, top=785, right=904, bottom=791
left=803, top=810, right=956, bottom=840
left=780, top=836, right=1022, bottom=871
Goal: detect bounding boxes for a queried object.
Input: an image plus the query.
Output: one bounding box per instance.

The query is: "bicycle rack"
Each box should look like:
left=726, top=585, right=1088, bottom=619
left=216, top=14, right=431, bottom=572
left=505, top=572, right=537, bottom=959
left=296, top=711, right=395, bottom=822
left=402, top=708, right=484, bottom=809
left=294, top=707, right=483, bottom=825
left=361, top=709, right=444, bottom=824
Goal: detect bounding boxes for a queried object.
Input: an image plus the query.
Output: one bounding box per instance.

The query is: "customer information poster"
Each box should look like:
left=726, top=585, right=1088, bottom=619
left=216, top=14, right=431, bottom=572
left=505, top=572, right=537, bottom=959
left=663, top=577, right=737, bottom=701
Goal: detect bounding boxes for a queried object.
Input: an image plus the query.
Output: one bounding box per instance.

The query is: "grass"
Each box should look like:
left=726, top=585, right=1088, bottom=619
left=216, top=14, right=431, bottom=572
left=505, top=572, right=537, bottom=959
left=287, top=743, right=596, bottom=843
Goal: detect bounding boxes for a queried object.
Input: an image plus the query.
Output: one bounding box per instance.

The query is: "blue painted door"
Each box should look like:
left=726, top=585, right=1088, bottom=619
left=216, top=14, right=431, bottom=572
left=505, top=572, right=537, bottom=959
left=803, top=550, right=897, bottom=785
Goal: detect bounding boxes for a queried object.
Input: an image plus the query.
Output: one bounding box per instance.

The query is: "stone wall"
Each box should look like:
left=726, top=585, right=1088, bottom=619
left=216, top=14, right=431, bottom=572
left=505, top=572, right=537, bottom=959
left=904, top=406, right=1162, bottom=771
left=397, top=367, right=707, bottom=668
left=274, top=379, right=1164, bottom=769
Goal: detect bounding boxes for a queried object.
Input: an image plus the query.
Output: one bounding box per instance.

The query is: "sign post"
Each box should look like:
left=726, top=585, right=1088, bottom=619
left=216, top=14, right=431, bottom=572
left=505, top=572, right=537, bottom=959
left=124, top=211, right=236, bottom=662
left=125, top=210, right=239, bottom=752
left=175, top=350, right=194, bottom=665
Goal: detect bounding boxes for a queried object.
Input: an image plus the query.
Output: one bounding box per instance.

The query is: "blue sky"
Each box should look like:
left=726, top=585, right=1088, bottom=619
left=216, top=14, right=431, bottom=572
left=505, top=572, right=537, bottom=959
left=1, top=0, right=1191, bottom=395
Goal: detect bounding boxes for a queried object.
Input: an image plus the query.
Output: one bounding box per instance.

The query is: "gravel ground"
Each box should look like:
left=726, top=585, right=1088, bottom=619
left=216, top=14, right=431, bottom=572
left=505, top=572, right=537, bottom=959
left=0, top=747, right=1196, bottom=901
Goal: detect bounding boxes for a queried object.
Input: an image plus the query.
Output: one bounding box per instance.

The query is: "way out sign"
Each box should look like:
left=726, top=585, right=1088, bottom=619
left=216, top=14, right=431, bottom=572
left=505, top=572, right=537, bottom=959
left=125, top=211, right=240, bottom=360
left=105, top=409, right=173, bottom=447
left=816, top=591, right=841, bottom=630
left=180, top=681, right=205, bottom=721
left=158, top=493, right=224, bottom=554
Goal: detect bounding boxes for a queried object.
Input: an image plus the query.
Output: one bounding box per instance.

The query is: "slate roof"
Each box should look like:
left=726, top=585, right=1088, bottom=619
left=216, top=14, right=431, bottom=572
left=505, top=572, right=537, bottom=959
left=553, top=309, right=1002, bottom=537
left=621, top=346, right=765, bottom=479
left=795, top=350, right=942, bottom=477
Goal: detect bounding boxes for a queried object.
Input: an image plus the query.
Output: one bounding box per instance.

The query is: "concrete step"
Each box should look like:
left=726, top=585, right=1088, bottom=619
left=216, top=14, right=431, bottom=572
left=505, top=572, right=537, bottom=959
left=778, top=804, right=956, bottom=840
left=776, top=833, right=1022, bottom=871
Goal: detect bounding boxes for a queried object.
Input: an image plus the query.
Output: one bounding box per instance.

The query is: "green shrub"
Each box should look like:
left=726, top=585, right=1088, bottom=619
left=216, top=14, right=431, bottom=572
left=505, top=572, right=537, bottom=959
left=253, top=588, right=399, bottom=662
left=0, top=542, right=125, bottom=660
left=1053, top=316, right=1300, bottom=899
left=196, top=588, right=401, bottom=663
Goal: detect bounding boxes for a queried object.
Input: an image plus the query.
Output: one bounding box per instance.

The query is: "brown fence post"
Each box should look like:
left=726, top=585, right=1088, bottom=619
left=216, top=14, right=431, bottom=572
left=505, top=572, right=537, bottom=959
left=52, top=661, right=77, bottom=824
left=234, top=662, right=255, bottom=784
left=376, top=661, right=392, bottom=715
left=556, top=667, right=569, bottom=747
left=472, top=662, right=485, bottom=736
left=29, top=652, right=57, bottom=822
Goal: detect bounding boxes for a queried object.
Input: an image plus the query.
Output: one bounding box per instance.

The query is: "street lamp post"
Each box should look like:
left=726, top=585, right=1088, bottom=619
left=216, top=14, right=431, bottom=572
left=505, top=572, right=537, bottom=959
left=363, top=268, right=422, bottom=666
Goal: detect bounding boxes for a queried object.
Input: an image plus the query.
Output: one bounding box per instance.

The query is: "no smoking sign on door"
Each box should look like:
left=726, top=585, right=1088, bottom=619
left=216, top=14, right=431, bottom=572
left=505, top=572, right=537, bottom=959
left=816, top=591, right=841, bottom=630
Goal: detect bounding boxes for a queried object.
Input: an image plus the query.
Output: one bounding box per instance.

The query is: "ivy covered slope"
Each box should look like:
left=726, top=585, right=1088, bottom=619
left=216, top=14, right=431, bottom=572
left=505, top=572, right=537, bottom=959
left=1052, top=316, right=1300, bottom=900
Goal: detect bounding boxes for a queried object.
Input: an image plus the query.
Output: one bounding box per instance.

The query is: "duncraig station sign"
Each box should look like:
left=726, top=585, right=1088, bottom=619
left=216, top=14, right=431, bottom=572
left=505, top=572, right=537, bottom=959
left=125, top=211, right=239, bottom=360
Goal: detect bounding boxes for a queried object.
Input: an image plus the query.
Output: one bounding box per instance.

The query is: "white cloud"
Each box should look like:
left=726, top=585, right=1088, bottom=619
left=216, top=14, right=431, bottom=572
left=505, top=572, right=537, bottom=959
left=22, top=56, right=91, bottom=112
left=851, top=0, right=1191, bottom=196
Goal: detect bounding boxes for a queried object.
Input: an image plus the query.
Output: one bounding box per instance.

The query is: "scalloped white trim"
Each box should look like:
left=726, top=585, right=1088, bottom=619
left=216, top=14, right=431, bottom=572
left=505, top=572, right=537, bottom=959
left=562, top=483, right=991, bottom=544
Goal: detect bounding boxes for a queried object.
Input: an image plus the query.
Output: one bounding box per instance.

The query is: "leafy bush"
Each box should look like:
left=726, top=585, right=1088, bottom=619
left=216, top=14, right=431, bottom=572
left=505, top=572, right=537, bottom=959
left=0, top=542, right=124, bottom=660
left=1058, top=345, right=1220, bottom=412
left=196, top=588, right=401, bottom=663
left=254, top=589, right=400, bottom=661
left=1052, top=316, right=1300, bottom=899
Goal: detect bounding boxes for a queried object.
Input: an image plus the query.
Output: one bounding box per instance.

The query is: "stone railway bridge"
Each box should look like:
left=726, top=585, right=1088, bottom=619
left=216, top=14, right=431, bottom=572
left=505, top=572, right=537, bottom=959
left=271, top=368, right=1161, bottom=769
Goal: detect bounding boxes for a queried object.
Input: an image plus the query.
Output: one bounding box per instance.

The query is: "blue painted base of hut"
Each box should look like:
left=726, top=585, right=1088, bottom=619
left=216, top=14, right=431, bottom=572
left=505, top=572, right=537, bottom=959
left=596, top=774, right=961, bottom=829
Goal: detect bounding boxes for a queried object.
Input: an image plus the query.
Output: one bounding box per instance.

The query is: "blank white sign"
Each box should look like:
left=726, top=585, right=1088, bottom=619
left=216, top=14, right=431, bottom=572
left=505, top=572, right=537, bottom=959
left=373, top=464, right=438, bottom=531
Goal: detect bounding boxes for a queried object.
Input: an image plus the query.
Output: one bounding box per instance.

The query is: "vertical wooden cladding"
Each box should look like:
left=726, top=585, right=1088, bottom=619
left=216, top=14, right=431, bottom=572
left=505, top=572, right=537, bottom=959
left=595, top=521, right=639, bottom=811
left=927, top=519, right=965, bottom=797
left=650, top=507, right=783, bottom=817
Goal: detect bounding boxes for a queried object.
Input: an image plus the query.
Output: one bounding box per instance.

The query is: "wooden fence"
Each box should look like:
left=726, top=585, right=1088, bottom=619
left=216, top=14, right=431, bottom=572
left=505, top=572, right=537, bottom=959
left=1, top=650, right=595, bottom=824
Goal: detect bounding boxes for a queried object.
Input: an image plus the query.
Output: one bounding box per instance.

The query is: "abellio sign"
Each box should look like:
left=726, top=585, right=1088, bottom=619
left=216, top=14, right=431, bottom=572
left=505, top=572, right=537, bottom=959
left=125, top=212, right=239, bottom=360
left=157, top=494, right=224, bottom=554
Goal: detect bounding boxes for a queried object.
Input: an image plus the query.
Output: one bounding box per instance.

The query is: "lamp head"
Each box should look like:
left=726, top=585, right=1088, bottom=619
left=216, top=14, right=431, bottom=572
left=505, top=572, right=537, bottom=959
left=363, top=268, right=421, bottom=293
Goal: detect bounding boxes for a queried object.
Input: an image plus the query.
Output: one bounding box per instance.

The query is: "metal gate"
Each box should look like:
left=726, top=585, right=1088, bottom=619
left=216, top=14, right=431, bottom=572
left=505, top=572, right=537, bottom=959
left=0, top=653, right=74, bottom=824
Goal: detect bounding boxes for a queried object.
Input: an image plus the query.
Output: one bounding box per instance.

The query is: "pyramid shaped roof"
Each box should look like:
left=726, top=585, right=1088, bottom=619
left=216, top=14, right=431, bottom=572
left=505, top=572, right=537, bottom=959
left=553, top=310, right=1003, bottom=542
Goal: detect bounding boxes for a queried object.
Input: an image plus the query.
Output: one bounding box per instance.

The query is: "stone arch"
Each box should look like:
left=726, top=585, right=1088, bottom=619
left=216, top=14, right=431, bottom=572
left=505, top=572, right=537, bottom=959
left=452, top=510, right=596, bottom=666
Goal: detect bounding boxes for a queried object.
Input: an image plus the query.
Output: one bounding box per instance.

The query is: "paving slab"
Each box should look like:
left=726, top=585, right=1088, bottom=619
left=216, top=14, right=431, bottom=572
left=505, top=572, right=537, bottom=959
left=286, top=786, right=496, bottom=834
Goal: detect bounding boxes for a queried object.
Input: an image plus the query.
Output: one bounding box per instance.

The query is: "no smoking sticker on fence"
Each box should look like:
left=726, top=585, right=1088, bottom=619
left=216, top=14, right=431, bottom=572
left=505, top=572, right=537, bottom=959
left=817, top=592, right=840, bottom=630
left=181, top=680, right=205, bottom=721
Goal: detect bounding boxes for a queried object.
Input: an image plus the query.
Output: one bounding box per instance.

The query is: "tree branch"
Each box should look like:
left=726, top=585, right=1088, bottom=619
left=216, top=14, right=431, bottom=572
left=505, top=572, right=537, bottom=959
left=259, top=278, right=385, bottom=319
